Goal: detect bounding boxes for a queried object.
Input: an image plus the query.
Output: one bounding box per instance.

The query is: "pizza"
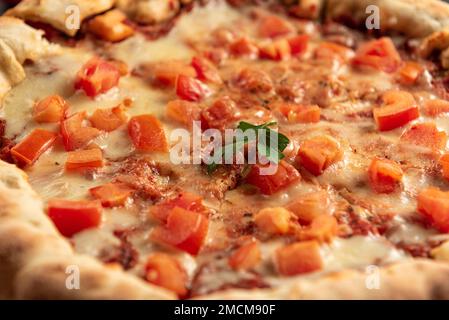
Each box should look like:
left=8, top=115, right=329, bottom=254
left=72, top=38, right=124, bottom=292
left=2, top=0, right=449, bottom=300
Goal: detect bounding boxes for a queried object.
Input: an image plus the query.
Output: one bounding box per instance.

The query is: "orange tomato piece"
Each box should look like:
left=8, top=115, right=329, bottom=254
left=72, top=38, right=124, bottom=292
left=128, top=114, right=168, bottom=152
left=373, top=90, right=419, bottom=131
left=228, top=240, right=261, bottom=271
left=352, top=37, right=402, bottom=73
left=229, top=37, right=259, bottom=58
left=275, top=241, right=323, bottom=276
left=285, top=190, right=333, bottom=224
left=440, top=153, right=449, bottom=181
left=191, top=56, right=222, bottom=84
left=299, top=214, right=339, bottom=243
left=65, top=148, right=103, bottom=171
left=314, top=41, right=354, bottom=62
left=175, top=75, right=210, bottom=102
left=61, top=112, right=101, bottom=151
left=400, top=122, right=447, bottom=152
left=297, top=135, right=342, bottom=176
left=89, top=182, right=134, bottom=207
left=153, top=61, right=196, bottom=87
left=166, top=99, right=201, bottom=127
left=424, top=99, right=449, bottom=117
left=287, top=34, right=309, bottom=56
left=151, top=207, right=209, bottom=255
left=75, top=57, right=121, bottom=98
left=145, top=253, right=188, bottom=298
left=149, top=192, right=207, bottom=222
left=11, top=129, right=57, bottom=167
left=33, top=95, right=67, bottom=123
left=89, top=105, right=128, bottom=132
left=259, top=39, right=291, bottom=61
left=254, top=207, right=292, bottom=235
left=47, top=199, right=102, bottom=237
left=88, top=9, right=134, bottom=42
left=398, top=61, right=423, bottom=85
left=277, top=103, right=320, bottom=123
left=368, top=157, right=403, bottom=193
left=417, top=187, right=449, bottom=233
left=258, top=15, right=293, bottom=38
left=245, top=160, right=301, bottom=195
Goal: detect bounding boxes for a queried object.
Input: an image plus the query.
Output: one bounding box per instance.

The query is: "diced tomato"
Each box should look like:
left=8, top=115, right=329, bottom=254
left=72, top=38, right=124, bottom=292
left=275, top=241, right=323, bottom=276
left=89, top=182, right=134, bottom=207
left=400, top=122, right=447, bottom=152
left=287, top=34, right=309, bottom=56
left=245, top=160, right=301, bottom=195
left=398, top=61, right=423, bottom=85
left=145, top=253, right=188, bottom=297
left=314, top=42, right=354, bottom=62
left=368, top=157, right=403, bottom=193
left=259, top=39, right=291, bottom=61
left=89, top=105, right=128, bottom=132
left=191, top=56, right=222, bottom=84
left=258, top=15, right=293, bottom=38
left=175, top=75, right=210, bottom=102
left=299, top=215, right=339, bottom=243
left=166, top=99, right=201, bottom=127
left=61, top=112, right=101, bottom=151
left=228, top=240, right=261, bottom=271
left=424, top=99, right=449, bottom=117
left=297, top=135, right=342, bottom=176
left=417, top=187, right=449, bottom=233
left=277, top=103, right=320, bottom=123
left=286, top=190, right=333, bottom=224
left=11, top=129, right=57, bottom=167
left=74, top=57, right=121, bottom=98
left=149, top=192, right=207, bottom=222
left=88, top=9, right=134, bottom=42
left=373, top=90, right=419, bottom=131
left=254, top=207, right=292, bottom=235
left=229, top=37, right=259, bottom=58
left=352, top=37, right=402, bottom=73
left=236, top=68, right=273, bottom=93
left=151, top=207, right=209, bottom=255
left=201, top=96, right=241, bottom=129
left=33, top=95, right=67, bottom=123
left=128, top=114, right=168, bottom=152
left=440, top=153, right=449, bottom=181
left=153, top=61, right=196, bottom=87
left=47, top=199, right=102, bottom=237
left=65, top=148, right=103, bottom=171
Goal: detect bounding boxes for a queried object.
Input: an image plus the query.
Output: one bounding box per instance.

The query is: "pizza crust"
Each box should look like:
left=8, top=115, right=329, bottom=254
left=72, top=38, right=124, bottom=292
left=5, top=0, right=115, bottom=36
left=0, top=160, right=175, bottom=299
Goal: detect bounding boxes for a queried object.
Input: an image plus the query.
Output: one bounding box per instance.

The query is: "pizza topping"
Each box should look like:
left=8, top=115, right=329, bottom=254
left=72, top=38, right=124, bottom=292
left=153, top=61, right=197, bottom=87
left=191, top=56, right=222, bottom=84
left=245, top=160, right=301, bottom=195
left=228, top=240, right=261, bottom=271
left=287, top=34, right=309, bottom=56
left=149, top=192, right=207, bottom=222
left=397, top=61, right=424, bottom=85
left=258, top=15, right=293, bottom=38
left=151, top=207, right=209, bottom=255
left=10, top=129, right=57, bottom=167
left=127, top=114, right=168, bottom=152
left=254, top=207, right=293, bottom=236
left=417, top=187, right=449, bottom=233
left=201, top=96, right=241, bottom=130
left=276, top=103, right=320, bottom=123
left=145, top=253, right=188, bottom=298
left=166, top=99, right=201, bottom=127
left=87, top=9, right=134, bottom=43
left=298, top=214, right=339, bottom=243
left=89, top=105, right=128, bottom=132
left=33, top=95, right=67, bottom=123
left=373, top=90, right=419, bottom=131
left=286, top=190, right=333, bottom=224
left=175, top=75, right=210, bottom=102
left=65, top=148, right=104, bottom=171
left=424, top=99, right=449, bottom=117
left=89, top=182, right=135, bottom=207
left=400, top=122, right=447, bottom=152
left=229, top=37, right=259, bottom=58
left=314, top=41, right=354, bottom=63
left=74, top=57, right=121, bottom=98
left=275, top=241, right=323, bottom=276
left=297, top=135, right=342, bottom=176
left=236, top=68, right=273, bottom=93
left=368, top=157, right=403, bottom=194
left=61, top=112, right=101, bottom=151
left=352, top=37, right=402, bottom=73
left=47, top=199, right=102, bottom=237
left=440, top=153, right=449, bottom=181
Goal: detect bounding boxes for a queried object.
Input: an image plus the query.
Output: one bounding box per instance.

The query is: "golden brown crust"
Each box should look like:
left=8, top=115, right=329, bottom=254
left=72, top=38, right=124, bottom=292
left=0, top=161, right=175, bottom=299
